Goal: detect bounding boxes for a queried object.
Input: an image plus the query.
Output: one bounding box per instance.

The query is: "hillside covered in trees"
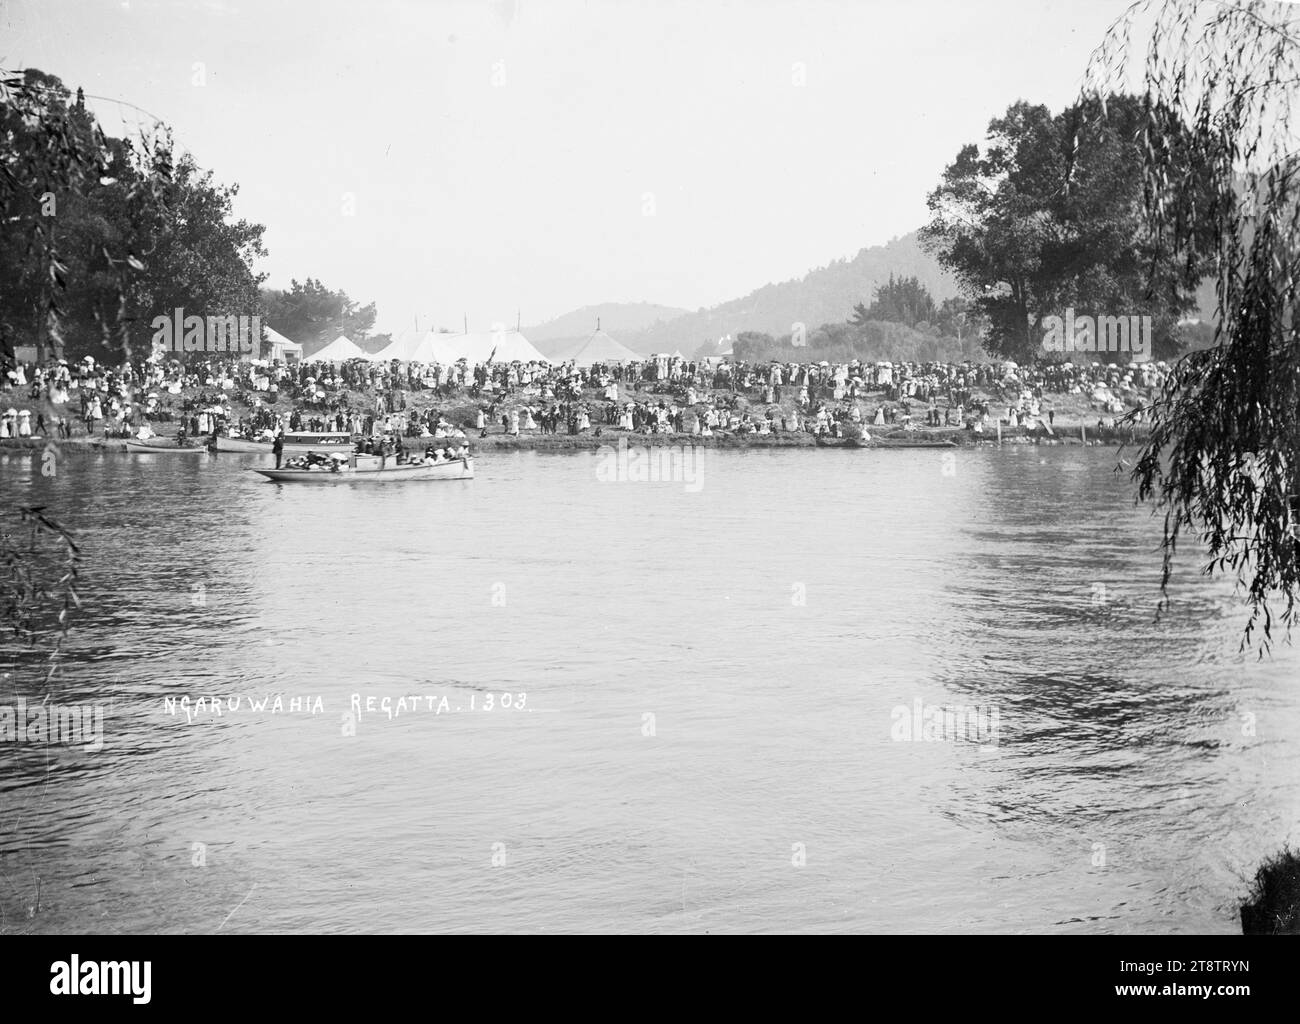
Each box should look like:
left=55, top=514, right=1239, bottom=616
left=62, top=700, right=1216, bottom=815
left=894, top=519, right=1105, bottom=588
left=617, top=232, right=962, bottom=355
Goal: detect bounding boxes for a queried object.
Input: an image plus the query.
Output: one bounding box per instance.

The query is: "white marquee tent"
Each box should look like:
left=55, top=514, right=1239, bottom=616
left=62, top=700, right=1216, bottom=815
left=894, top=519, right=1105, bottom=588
left=370, top=328, right=420, bottom=362
left=370, top=330, right=484, bottom=363
left=262, top=326, right=303, bottom=362
left=310, top=335, right=368, bottom=362
left=330, top=327, right=550, bottom=364
left=435, top=329, right=549, bottom=364
left=564, top=328, right=641, bottom=367
left=409, top=331, right=470, bottom=363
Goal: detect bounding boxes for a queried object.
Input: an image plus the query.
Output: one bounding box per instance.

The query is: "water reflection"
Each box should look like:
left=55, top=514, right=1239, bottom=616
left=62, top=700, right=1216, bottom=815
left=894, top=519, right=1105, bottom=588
left=0, top=445, right=1296, bottom=933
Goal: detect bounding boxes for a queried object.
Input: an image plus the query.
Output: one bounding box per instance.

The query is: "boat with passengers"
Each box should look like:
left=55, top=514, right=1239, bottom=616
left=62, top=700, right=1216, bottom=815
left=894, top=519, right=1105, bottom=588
left=254, top=442, right=474, bottom=483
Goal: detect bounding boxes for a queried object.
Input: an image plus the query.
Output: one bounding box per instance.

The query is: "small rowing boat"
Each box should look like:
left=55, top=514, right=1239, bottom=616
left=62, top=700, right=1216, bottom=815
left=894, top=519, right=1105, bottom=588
left=255, top=452, right=474, bottom=483
left=870, top=437, right=959, bottom=449
left=213, top=434, right=272, bottom=453
left=125, top=439, right=209, bottom=454
left=814, top=435, right=868, bottom=449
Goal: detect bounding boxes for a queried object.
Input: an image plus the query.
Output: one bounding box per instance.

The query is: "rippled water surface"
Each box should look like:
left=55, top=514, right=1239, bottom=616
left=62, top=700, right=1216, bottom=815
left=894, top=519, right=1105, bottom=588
left=1, top=444, right=1297, bottom=933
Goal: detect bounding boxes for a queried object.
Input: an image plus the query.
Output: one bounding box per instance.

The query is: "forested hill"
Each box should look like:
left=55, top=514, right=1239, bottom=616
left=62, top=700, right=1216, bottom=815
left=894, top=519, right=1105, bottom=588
left=619, top=231, right=961, bottom=355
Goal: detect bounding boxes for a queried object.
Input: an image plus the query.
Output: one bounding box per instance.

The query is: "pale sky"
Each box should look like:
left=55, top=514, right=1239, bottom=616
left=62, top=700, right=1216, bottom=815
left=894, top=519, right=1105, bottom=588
left=2, top=0, right=1135, bottom=336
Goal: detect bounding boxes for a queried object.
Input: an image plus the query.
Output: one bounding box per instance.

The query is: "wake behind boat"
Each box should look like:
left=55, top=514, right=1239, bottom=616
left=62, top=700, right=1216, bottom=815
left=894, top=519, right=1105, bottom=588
left=255, top=451, right=473, bottom=483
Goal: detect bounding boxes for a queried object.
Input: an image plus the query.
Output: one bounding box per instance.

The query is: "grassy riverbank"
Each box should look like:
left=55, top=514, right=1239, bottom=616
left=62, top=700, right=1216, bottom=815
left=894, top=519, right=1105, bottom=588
left=0, top=383, right=1152, bottom=453
left=0, top=421, right=1151, bottom=454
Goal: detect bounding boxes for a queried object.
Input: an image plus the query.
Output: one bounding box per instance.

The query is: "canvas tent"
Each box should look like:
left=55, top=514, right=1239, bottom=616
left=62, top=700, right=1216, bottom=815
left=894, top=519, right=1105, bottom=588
left=436, top=329, right=548, bottom=364
left=370, top=330, right=482, bottom=363
left=371, top=327, right=441, bottom=363
left=409, top=331, right=469, bottom=363
left=262, top=326, right=303, bottom=362
left=311, top=335, right=368, bottom=362
left=350, top=327, right=549, bottom=364
left=564, top=328, right=641, bottom=367
left=371, top=328, right=423, bottom=362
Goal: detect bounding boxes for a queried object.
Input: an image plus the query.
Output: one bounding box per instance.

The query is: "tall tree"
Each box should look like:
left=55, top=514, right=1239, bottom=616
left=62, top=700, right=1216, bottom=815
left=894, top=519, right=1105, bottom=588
left=262, top=278, right=376, bottom=350
left=0, top=69, right=140, bottom=364
left=851, top=274, right=937, bottom=328
left=0, top=69, right=266, bottom=364
left=1089, top=0, right=1300, bottom=650
left=922, top=94, right=1208, bottom=360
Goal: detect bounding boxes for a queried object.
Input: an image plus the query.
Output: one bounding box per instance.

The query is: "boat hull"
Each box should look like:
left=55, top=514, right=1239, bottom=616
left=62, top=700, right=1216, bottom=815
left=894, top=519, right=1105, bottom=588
left=126, top=440, right=209, bottom=454
left=814, top=436, right=868, bottom=448
left=870, top=439, right=959, bottom=449
left=255, top=457, right=474, bottom=483
left=213, top=435, right=272, bottom=453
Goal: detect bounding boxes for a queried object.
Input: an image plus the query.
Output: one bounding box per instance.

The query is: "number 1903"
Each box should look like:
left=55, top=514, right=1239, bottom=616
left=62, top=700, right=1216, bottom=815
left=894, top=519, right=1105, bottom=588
left=469, top=693, right=526, bottom=711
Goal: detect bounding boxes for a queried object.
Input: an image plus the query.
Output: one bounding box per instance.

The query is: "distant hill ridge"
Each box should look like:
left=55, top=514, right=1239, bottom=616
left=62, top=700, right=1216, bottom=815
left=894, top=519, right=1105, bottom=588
left=622, top=231, right=962, bottom=355
left=527, top=232, right=960, bottom=357
left=524, top=229, right=1220, bottom=359
left=523, top=302, right=691, bottom=358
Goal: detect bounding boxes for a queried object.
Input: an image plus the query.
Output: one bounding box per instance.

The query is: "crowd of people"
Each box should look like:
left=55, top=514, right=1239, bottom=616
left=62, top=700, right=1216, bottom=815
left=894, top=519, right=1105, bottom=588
left=280, top=437, right=471, bottom=472
left=0, top=349, right=1171, bottom=443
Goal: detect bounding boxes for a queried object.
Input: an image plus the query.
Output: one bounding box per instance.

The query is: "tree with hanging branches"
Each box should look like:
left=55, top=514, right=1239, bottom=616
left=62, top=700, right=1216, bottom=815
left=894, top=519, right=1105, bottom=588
left=1087, top=0, right=1300, bottom=936
left=2, top=68, right=266, bottom=366
left=0, top=507, right=81, bottom=689
left=1, top=70, right=154, bottom=688
left=1086, top=0, right=1300, bottom=654
left=1, top=69, right=166, bottom=364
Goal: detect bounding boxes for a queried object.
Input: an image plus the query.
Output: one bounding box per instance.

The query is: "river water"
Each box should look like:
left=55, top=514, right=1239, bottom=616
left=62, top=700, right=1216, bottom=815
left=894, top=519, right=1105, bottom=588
left=1, top=443, right=1297, bottom=933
